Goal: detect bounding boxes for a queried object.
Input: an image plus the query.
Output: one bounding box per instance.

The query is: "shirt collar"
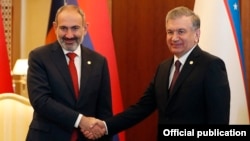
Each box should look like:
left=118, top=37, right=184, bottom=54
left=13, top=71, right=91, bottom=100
left=174, top=44, right=197, bottom=65
left=63, top=45, right=81, bottom=57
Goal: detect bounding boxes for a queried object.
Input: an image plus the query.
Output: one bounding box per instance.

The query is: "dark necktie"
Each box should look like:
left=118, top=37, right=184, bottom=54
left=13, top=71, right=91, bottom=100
left=67, top=53, right=79, bottom=98
left=67, top=53, right=79, bottom=141
left=169, top=60, right=181, bottom=93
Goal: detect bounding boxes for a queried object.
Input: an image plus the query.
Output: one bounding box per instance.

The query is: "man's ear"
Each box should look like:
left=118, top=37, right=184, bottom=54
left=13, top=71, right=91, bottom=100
left=83, top=23, right=89, bottom=35
left=53, top=21, right=57, bottom=30
left=195, top=29, right=200, bottom=42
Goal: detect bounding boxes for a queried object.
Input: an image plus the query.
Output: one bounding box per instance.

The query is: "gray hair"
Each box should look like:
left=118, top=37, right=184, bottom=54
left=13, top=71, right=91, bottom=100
left=166, top=6, right=200, bottom=30
left=54, top=4, right=86, bottom=26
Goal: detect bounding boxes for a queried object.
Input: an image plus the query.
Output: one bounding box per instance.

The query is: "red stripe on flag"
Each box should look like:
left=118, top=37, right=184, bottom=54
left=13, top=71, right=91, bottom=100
left=0, top=6, right=13, bottom=93
left=77, top=0, right=125, bottom=141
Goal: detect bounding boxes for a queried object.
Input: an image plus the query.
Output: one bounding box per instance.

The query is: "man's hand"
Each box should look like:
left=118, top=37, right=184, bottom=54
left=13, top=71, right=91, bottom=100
left=79, top=116, right=106, bottom=140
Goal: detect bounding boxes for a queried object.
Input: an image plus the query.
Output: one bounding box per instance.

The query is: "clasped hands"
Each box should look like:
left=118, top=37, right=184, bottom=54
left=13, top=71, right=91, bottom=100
left=79, top=116, right=107, bottom=140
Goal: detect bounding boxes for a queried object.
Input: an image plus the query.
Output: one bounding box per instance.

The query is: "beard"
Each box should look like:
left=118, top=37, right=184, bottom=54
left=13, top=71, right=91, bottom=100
left=58, top=36, right=83, bottom=51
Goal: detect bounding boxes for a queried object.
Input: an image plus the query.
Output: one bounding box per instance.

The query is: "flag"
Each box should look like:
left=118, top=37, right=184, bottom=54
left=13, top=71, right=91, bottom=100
left=45, top=0, right=65, bottom=44
left=194, top=0, right=249, bottom=124
left=65, top=0, right=125, bottom=140
left=73, top=1, right=125, bottom=140
left=0, top=6, right=13, bottom=93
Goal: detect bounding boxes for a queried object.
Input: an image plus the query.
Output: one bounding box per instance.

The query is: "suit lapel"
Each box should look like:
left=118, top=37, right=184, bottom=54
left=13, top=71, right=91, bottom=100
left=78, top=46, right=92, bottom=100
left=156, top=59, right=173, bottom=108
left=50, top=42, right=76, bottom=99
left=168, top=46, right=201, bottom=100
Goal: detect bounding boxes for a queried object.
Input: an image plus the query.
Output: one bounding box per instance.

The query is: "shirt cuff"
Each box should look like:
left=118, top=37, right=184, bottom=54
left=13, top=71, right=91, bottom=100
left=103, top=121, right=109, bottom=135
left=74, top=114, right=83, bottom=128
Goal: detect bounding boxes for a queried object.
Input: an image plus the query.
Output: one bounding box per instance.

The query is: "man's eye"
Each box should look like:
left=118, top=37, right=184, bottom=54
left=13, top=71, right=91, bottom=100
left=59, top=26, right=80, bottom=32
left=167, top=31, right=173, bottom=35
left=60, top=27, right=68, bottom=31
left=71, top=26, right=80, bottom=31
left=178, top=30, right=185, bottom=34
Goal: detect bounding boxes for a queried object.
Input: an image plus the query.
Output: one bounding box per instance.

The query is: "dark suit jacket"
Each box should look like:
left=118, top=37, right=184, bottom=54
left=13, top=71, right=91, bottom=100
left=106, top=45, right=230, bottom=136
left=26, top=41, right=113, bottom=141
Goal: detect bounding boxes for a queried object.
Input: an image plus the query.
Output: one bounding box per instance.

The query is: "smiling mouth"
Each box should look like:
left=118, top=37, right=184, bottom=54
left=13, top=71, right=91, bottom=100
left=63, top=38, right=76, bottom=44
left=172, top=44, right=182, bottom=48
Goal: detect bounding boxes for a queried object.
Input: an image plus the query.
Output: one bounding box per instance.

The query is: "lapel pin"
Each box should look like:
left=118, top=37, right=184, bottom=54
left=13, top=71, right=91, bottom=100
left=87, top=61, right=91, bottom=65
left=189, top=61, right=194, bottom=65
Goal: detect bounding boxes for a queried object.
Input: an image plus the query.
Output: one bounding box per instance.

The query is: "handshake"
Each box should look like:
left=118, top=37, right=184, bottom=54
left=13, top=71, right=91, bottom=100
left=79, top=115, right=108, bottom=140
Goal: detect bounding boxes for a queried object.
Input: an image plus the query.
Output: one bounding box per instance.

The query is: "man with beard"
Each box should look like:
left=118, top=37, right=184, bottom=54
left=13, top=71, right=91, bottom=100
left=26, top=5, right=113, bottom=141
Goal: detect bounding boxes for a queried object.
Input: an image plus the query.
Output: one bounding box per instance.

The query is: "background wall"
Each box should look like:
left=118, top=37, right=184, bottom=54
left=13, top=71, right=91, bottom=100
left=22, top=0, right=50, bottom=57
left=12, top=0, right=50, bottom=62
left=11, top=0, right=250, bottom=141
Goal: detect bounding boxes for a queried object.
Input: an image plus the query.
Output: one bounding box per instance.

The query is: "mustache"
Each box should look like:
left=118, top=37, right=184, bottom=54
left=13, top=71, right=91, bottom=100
left=62, top=37, right=78, bottom=41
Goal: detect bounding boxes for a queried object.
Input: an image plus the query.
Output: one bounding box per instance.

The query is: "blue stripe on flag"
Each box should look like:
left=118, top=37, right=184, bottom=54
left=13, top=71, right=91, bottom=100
left=225, top=0, right=248, bottom=91
left=66, top=0, right=77, bottom=5
left=82, top=33, right=94, bottom=50
left=226, top=0, right=245, bottom=68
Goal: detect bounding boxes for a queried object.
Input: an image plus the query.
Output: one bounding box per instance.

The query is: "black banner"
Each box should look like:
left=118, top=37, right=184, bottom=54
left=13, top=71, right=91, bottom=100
left=157, top=125, right=249, bottom=140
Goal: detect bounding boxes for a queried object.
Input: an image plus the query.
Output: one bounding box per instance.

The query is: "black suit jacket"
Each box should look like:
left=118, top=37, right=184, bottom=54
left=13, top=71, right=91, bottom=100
left=26, top=42, right=113, bottom=141
left=106, top=45, right=230, bottom=136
